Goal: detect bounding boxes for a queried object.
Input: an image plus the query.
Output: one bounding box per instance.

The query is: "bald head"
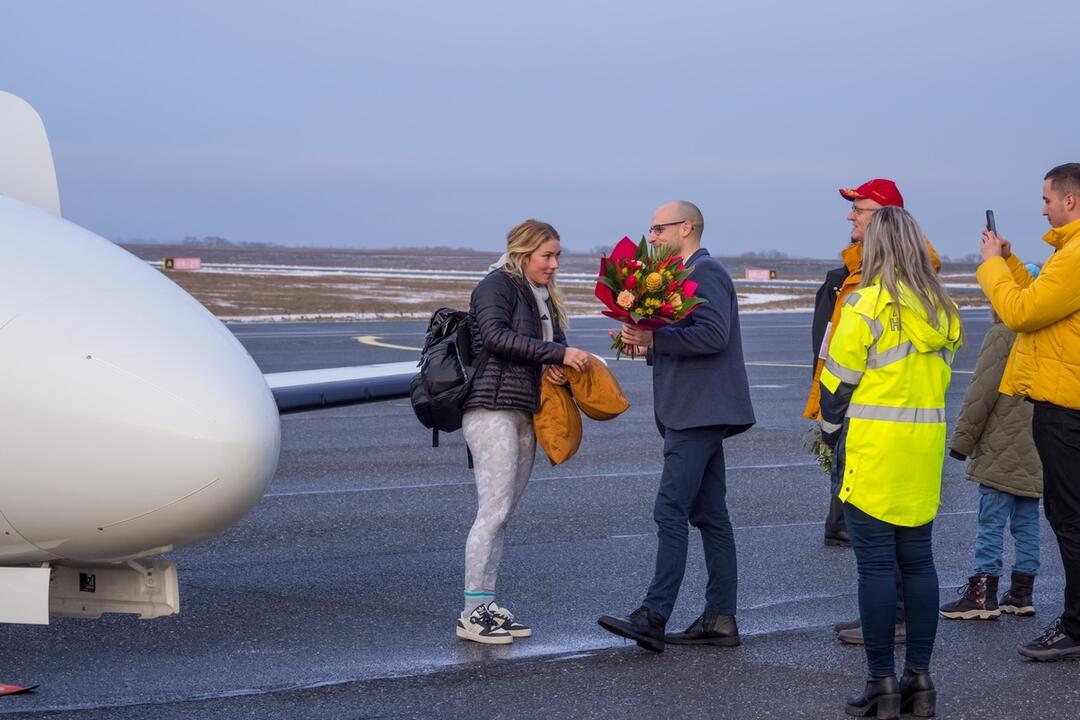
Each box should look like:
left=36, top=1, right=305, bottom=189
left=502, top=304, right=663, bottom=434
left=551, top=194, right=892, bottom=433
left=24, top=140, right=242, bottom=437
left=649, top=200, right=704, bottom=256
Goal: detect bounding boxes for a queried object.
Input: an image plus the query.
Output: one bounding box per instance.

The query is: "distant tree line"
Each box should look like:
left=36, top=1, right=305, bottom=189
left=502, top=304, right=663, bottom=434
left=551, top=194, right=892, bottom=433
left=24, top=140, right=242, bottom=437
left=738, top=249, right=790, bottom=260
left=939, top=252, right=982, bottom=263
left=181, top=235, right=279, bottom=248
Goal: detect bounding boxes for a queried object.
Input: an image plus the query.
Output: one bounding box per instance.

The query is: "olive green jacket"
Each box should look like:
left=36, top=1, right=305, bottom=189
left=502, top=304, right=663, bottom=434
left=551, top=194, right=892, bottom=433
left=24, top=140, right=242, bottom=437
left=949, top=322, right=1042, bottom=498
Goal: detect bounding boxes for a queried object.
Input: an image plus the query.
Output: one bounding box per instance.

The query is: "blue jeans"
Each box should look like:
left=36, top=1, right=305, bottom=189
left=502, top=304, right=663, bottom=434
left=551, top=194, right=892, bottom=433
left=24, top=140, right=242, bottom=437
left=643, top=426, right=736, bottom=619
left=974, top=485, right=1041, bottom=577
left=844, top=503, right=938, bottom=677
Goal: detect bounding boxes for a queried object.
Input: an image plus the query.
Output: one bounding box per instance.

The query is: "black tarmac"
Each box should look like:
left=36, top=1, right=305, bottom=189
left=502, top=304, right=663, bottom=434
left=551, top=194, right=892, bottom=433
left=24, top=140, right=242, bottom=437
left=3, top=311, right=1079, bottom=719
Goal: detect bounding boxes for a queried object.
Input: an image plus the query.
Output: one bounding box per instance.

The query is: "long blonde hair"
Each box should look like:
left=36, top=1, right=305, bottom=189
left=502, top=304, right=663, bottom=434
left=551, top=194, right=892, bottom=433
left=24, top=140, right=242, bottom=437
left=498, top=219, right=568, bottom=327
left=861, top=207, right=960, bottom=332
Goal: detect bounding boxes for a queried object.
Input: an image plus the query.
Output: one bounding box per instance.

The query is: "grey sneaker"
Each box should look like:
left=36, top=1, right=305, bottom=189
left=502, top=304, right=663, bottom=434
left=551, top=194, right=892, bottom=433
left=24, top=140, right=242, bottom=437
left=833, top=618, right=861, bottom=633
left=1018, top=618, right=1080, bottom=662
left=838, top=621, right=906, bottom=646
left=487, top=602, right=532, bottom=638
left=456, top=604, right=512, bottom=645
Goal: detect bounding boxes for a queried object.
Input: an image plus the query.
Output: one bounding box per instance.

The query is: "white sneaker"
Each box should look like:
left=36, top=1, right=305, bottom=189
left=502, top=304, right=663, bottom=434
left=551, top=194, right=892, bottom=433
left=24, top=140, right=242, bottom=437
left=488, top=602, right=532, bottom=638
left=456, top=604, right=512, bottom=645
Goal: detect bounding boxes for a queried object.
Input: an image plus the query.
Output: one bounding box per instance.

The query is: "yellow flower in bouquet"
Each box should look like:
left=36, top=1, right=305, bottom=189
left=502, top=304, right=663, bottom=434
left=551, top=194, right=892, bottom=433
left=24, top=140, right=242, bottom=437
left=595, top=236, right=708, bottom=359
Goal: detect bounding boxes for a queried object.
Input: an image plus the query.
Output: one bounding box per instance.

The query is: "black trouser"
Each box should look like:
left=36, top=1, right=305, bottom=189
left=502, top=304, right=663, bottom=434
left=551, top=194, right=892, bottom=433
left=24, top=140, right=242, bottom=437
left=826, top=493, right=848, bottom=538
left=1033, top=401, right=1080, bottom=640
left=644, top=425, right=737, bottom=619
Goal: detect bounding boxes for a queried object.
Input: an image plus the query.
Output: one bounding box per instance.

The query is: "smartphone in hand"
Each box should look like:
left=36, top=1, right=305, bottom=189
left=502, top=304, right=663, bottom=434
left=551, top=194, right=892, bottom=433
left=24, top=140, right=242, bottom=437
left=986, top=210, right=997, bottom=233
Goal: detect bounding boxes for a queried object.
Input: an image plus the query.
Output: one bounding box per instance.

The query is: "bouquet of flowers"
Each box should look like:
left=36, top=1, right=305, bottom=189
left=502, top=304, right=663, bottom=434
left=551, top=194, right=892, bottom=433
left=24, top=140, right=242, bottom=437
left=803, top=424, right=834, bottom=475
left=595, top=236, right=706, bottom=358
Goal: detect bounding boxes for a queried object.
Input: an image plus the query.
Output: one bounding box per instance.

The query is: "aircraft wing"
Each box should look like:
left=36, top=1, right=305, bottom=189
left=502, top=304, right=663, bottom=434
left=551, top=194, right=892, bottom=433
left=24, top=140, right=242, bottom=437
left=265, top=361, right=418, bottom=414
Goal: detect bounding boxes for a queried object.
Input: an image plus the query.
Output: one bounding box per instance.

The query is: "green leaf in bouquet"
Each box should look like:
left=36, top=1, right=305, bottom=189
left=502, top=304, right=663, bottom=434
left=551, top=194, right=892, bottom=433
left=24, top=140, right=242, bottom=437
left=597, top=276, right=619, bottom=292
left=676, top=296, right=706, bottom=313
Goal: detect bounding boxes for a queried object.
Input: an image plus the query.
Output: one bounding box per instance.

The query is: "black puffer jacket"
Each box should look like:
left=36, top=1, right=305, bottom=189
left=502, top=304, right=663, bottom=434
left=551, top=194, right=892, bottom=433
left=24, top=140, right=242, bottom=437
left=464, top=269, right=567, bottom=413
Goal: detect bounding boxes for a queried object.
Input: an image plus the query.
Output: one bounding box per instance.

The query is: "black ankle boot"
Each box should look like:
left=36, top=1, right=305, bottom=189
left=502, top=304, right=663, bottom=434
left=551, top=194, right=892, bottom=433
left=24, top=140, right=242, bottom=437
left=900, top=667, right=936, bottom=717
left=845, top=675, right=900, bottom=719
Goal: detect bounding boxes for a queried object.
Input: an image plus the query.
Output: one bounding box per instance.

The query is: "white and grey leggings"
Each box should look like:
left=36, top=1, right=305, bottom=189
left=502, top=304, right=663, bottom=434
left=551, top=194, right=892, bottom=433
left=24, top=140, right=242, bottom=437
left=461, top=408, right=537, bottom=601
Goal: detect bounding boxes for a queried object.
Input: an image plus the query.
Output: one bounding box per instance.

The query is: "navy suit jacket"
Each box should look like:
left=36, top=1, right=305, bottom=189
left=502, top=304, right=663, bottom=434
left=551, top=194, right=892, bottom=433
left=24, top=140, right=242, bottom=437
left=648, top=248, right=756, bottom=434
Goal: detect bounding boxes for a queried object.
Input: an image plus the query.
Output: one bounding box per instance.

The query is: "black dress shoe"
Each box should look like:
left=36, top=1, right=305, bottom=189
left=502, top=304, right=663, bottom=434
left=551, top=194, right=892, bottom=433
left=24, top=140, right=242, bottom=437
left=597, top=606, right=666, bottom=653
left=665, top=612, right=740, bottom=646
left=845, top=675, right=900, bottom=719
left=900, top=667, right=936, bottom=717
left=824, top=530, right=851, bottom=547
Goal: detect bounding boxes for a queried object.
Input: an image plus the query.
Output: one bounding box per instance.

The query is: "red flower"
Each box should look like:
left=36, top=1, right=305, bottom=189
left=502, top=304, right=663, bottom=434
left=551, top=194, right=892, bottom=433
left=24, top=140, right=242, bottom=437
left=623, top=275, right=637, bottom=290
left=659, top=302, right=674, bottom=316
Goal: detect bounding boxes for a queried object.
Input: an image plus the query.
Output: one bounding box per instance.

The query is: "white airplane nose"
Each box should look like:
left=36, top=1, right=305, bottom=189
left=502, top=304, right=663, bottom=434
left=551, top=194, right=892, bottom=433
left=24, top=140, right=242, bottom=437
left=0, top=198, right=280, bottom=562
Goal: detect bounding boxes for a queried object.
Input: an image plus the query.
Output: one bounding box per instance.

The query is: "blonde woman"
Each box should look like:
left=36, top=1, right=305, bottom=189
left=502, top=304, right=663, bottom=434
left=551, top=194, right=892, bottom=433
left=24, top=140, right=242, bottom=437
left=819, top=207, right=963, bottom=718
left=456, top=219, right=591, bottom=644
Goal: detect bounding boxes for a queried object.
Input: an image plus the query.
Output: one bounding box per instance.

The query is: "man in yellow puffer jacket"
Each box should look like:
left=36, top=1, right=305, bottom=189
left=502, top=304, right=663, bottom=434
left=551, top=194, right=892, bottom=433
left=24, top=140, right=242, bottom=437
left=978, top=162, right=1080, bottom=662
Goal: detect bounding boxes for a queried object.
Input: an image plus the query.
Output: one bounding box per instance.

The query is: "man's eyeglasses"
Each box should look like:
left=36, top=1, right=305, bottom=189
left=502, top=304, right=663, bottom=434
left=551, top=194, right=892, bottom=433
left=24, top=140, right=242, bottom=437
left=649, top=220, right=687, bottom=235
left=850, top=205, right=879, bottom=215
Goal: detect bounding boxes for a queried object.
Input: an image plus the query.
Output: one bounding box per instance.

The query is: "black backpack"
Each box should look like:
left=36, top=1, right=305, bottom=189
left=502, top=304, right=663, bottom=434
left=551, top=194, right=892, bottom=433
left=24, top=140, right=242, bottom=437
left=410, top=308, right=488, bottom=448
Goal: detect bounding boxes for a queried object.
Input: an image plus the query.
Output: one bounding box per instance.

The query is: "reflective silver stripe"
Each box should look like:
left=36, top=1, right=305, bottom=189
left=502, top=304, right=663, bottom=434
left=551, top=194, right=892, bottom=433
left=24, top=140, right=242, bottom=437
left=844, top=293, right=861, bottom=308
left=820, top=419, right=842, bottom=434
left=868, top=318, right=884, bottom=340
left=866, top=341, right=914, bottom=369
left=859, top=314, right=876, bottom=336
left=824, top=357, right=862, bottom=384
left=935, top=348, right=955, bottom=365
left=848, top=404, right=946, bottom=423
left=866, top=342, right=956, bottom=369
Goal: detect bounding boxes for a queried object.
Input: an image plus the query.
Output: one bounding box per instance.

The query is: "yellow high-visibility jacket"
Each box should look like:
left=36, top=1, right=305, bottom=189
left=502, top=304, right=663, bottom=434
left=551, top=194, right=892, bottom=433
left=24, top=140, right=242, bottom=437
left=819, top=280, right=963, bottom=526
left=977, top=216, right=1080, bottom=411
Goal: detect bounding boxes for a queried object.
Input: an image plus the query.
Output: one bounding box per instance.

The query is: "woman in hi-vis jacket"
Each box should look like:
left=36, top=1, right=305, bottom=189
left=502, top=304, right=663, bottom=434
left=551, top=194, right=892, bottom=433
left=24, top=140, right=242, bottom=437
left=819, top=207, right=963, bottom=719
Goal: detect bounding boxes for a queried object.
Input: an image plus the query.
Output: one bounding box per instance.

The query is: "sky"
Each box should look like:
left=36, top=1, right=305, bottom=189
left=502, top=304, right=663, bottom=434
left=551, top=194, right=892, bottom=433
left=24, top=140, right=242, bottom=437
left=2, top=1, right=1078, bottom=260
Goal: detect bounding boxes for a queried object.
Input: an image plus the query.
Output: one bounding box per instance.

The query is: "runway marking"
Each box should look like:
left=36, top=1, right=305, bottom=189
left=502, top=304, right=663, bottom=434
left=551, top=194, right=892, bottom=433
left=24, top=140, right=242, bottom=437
left=605, top=510, right=977, bottom=539
left=747, top=361, right=812, bottom=369
left=744, top=361, right=972, bottom=375
left=270, top=332, right=973, bottom=375
left=354, top=335, right=423, bottom=351
left=264, top=462, right=819, bottom=498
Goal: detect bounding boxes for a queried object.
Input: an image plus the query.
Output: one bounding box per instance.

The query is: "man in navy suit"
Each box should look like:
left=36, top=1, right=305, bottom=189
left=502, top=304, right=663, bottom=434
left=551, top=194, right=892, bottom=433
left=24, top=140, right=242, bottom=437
left=598, top=200, right=756, bottom=652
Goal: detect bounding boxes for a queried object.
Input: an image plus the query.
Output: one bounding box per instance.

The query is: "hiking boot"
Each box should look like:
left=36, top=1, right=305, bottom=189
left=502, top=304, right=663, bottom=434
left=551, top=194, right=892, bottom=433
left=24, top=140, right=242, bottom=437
left=1018, top=617, right=1080, bottom=662
left=597, top=605, right=667, bottom=653
left=939, top=573, right=1000, bottom=620
left=838, top=621, right=906, bottom=646
left=487, top=602, right=532, bottom=638
left=1000, top=571, right=1036, bottom=617
left=456, top=604, right=512, bottom=645
left=664, top=612, right=740, bottom=646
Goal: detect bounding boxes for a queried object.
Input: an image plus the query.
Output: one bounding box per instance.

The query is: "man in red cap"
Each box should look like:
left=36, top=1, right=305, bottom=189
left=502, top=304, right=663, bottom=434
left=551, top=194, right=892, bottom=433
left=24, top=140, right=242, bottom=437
left=805, top=178, right=940, bottom=645
left=804, top=179, right=906, bottom=543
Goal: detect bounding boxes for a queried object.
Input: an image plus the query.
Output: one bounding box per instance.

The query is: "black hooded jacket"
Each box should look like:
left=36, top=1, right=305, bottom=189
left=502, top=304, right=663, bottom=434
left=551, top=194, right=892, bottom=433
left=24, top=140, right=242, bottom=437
left=463, top=269, right=567, bottom=413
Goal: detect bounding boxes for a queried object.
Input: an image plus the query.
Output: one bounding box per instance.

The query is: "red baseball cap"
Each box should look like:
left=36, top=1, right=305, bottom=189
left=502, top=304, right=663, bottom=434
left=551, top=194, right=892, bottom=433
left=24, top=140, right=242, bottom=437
left=839, top=178, right=904, bottom=208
